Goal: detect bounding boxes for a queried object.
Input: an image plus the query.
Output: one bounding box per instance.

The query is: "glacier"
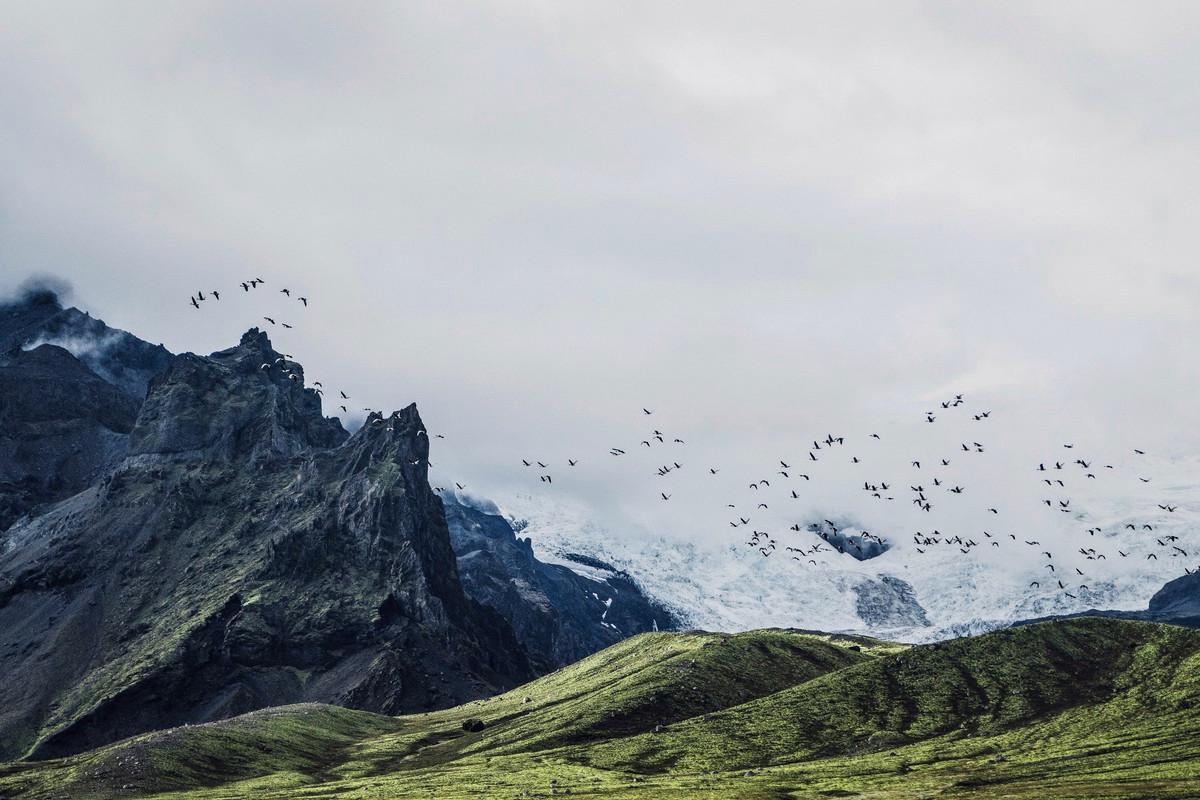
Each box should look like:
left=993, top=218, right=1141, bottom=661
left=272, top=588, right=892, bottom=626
left=497, top=452, right=1198, bottom=642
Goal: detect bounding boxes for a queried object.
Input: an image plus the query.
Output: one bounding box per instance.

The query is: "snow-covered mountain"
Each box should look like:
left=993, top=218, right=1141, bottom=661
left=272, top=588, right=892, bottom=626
left=498, top=452, right=1198, bottom=642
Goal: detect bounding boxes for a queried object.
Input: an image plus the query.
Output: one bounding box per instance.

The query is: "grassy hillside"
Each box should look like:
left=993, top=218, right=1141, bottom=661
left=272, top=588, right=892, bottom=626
left=2, top=619, right=1198, bottom=799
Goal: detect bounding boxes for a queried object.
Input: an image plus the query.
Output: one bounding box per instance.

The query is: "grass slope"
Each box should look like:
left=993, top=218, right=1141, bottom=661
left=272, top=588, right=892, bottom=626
left=2, top=619, right=1198, bottom=799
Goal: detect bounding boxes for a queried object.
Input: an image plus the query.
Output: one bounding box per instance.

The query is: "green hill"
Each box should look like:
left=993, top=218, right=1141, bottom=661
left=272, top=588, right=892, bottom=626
left=2, top=618, right=1198, bottom=799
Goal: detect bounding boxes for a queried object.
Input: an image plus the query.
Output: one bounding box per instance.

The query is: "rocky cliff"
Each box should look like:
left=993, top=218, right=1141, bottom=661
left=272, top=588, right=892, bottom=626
left=0, top=291, right=169, bottom=536
left=0, top=323, right=530, bottom=760
left=0, top=289, right=680, bottom=761
left=442, top=492, right=675, bottom=671
left=0, top=344, right=138, bottom=533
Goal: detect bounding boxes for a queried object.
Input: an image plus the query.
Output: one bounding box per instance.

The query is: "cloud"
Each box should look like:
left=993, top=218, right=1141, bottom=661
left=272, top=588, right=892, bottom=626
left=0, top=1, right=1196, bottom=562
left=2, top=274, right=73, bottom=308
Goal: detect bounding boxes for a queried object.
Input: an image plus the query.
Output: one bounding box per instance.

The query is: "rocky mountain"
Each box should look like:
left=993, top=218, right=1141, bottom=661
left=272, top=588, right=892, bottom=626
left=0, top=291, right=170, bottom=536
left=0, top=286, right=170, bottom=400
left=0, top=344, right=138, bottom=533
left=1146, top=571, right=1200, bottom=625
left=0, top=289, right=684, bottom=762
left=442, top=492, right=675, bottom=671
left=0, top=324, right=534, bottom=760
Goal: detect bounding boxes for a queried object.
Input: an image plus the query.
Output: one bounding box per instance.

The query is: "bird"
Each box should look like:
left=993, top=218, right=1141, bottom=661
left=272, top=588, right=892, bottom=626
left=281, top=288, right=291, bottom=296
left=190, top=296, right=199, bottom=309
left=299, top=297, right=308, bottom=306
left=263, top=317, right=275, bottom=325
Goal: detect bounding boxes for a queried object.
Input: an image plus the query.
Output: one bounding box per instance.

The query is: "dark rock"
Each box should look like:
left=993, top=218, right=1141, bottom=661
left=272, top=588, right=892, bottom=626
left=442, top=492, right=676, bottom=670
left=806, top=520, right=889, bottom=560
left=0, top=345, right=139, bottom=532
left=0, top=328, right=531, bottom=761
left=852, top=576, right=930, bottom=629
left=1147, top=571, right=1200, bottom=623
left=0, top=288, right=170, bottom=401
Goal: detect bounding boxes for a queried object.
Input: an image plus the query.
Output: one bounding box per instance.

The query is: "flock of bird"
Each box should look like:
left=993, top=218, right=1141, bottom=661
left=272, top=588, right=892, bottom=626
left=511, top=394, right=1193, bottom=598
left=189, top=281, right=1194, bottom=599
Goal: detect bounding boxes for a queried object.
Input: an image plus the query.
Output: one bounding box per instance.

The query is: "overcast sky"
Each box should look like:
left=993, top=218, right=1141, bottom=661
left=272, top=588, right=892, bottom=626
left=2, top=2, right=1197, bottom=544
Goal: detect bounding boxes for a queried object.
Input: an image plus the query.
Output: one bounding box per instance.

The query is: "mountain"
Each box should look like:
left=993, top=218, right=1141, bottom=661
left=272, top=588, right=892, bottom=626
left=1147, top=571, right=1200, bottom=625
left=0, top=321, right=532, bottom=761
left=0, top=290, right=170, bottom=535
left=0, top=287, right=170, bottom=401
left=1017, top=569, right=1200, bottom=630
left=497, top=483, right=1199, bottom=642
left=0, top=290, right=683, bottom=763
left=0, top=345, right=138, bottom=534
left=441, top=491, right=676, bottom=671
left=3, top=618, right=1197, bottom=799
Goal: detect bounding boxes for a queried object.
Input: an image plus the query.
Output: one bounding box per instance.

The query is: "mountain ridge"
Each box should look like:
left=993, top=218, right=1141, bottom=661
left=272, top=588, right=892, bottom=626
left=0, top=289, right=676, bottom=762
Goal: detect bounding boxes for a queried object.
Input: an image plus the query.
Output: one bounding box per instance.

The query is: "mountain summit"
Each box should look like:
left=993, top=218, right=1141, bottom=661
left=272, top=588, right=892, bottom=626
left=0, top=312, right=537, bottom=759
left=0, top=290, right=673, bottom=760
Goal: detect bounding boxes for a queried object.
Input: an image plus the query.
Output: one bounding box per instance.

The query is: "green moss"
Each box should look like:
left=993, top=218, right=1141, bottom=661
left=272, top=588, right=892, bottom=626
left=3, top=619, right=1199, bottom=800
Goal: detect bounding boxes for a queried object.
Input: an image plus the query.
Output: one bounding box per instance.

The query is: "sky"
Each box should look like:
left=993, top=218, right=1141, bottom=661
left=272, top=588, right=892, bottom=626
left=1, top=1, right=1198, bottom=552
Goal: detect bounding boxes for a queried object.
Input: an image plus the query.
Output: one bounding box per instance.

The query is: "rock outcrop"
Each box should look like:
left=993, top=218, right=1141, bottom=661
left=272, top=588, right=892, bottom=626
left=0, top=345, right=138, bottom=532
left=852, top=575, right=930, bottom=629
left=1146, top=571, right=1200, bottom=625
left=0, top=326, right=530, bottom=760
left=0, top=287, right=170, bottom=400
left=442, top=492, right=675, bottom=671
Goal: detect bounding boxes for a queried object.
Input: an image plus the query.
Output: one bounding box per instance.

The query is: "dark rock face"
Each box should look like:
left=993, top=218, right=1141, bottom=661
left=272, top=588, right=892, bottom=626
left=0, top=290, right=169, bottom=536
left=852, top=576, right=930, bottom=629
left=0, top=289, right=170, bottom=401
left=0, top=345, right=139, bottom=532
left=442, top=493, right=676, bottom=671
left=1146, top=572, right=1200, bottom=626
left=1015, top=572, right=1200, bottom=631
left=806, top=520, right=889, bottom=560
left=0, top=326, right=531, bottom=760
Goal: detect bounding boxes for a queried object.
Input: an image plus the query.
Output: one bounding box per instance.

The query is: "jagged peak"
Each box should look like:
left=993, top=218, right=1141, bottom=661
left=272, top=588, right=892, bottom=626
left=239, top=326, right=272, bottom=349
left=211, top=327, right=280, bottom=364
left=129, top=330, right=346, bottom=461
left=337, top=404, right=430, bottom=476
